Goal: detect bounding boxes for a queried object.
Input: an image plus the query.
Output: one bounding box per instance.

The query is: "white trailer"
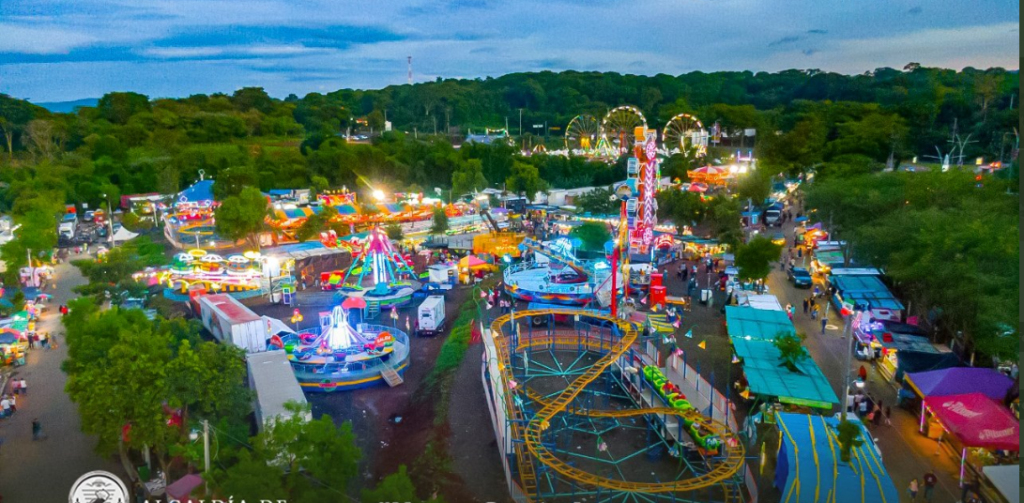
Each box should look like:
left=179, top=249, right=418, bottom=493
left=247, top=350, right=309, bottom=431
left=198, top=294, right=268, bottom=353
left=416, top=295, right=446, bottom=336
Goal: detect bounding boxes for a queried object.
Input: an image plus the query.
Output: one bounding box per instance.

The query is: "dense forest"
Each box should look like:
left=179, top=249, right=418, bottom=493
left=0, top=65, right=1018, bottom=360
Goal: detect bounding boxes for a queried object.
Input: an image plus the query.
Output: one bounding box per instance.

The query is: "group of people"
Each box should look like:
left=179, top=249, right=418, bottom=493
left=1, top=378, right=27, bottom=419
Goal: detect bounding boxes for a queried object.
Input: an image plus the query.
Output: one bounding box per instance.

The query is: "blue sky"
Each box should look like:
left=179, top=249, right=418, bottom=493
left=0, top=0, right=1018, bottom=102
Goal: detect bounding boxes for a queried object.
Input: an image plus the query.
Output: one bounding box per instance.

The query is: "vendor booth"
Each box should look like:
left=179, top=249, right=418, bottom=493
left=732, top=338, right=838, bottom=410
left=920, top=392, right=1019, bottom=486
left=980, top=464, right=1019, bottom=503
left=827, top=274, right=902, bottom=322
left=892, top=350, right=961, bottom=385
left=725, top=305, right=794, bottom=343
left=850, top=311, right=940, bottom=378
left=458, top=255, right=497, bottom=284
left=905, top=367, right=1014, bottom=402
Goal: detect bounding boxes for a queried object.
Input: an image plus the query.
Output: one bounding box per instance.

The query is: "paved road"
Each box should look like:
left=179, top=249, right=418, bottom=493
left=766, top=214, right=962, bottom=503
left=0, top=260, right=123, bottom=503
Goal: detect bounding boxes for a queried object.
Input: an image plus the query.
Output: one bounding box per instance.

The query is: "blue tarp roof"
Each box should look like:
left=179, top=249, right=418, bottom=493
left=725, top=306, right=795, bottom=342
left=733, top=338, right=838, bottom=407
left=829, top=275, right=887, bottom=294
left=177, top=180, right=214, bottom=203
left=776, top=413, right=899, bottom=503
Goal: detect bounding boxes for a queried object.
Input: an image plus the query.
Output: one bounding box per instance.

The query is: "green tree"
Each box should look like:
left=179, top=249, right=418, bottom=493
left=451, top=158, right=488, bottom=196
left=734, top=236, right=782, bottom=282
left=294, top=205, right=339, bottom=242
left=735, top=170, right=773, bottom=206
left=362, top=465, right=446, bottom=503
left=573, top=187, right=619, bottom=215
left=706, top=197, right=743, bottom=248
left=215, top=186, right=269, bottom=249
left=430, top=206, right=449, bottom=235
left=506, top=161, right=547, bottom=199
left=773, top=332, right=809, bottom=372
left=97, top=92, right=151, bottom=125
left=385, top=223, right=404, bottom=241
left=836, top=419, right=864, bottom=463
left=214, top=403, right=361, bottom=502
left=569, top=221, right=611, bottom=252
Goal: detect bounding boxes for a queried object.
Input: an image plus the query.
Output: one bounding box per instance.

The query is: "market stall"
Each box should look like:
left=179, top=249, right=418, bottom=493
left=458, top=255, right=497, bottom=283
left=725, top=305, right=794, bottom=343
left=920, top=392, right=1019, bottom=486
left=732, top=338, right=838, bottom=410
left=827, top=274, right=903, bottom=322
left=906, top=367, right=1015, bottom=402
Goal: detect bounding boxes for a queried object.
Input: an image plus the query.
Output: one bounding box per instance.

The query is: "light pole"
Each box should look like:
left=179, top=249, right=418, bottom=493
left=839, top=305, right=858, bottom=422
left=101, top=194, right=114, bottom=243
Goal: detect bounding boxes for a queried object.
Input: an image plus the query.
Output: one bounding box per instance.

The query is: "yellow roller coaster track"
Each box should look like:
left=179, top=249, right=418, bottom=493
left=490, top=308, right=745, bottom=497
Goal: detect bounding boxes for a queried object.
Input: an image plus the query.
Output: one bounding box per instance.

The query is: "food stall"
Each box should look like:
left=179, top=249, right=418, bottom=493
left=920, top=392, right=1019, bottom=487
left=827, top=274, right=903, bottom=322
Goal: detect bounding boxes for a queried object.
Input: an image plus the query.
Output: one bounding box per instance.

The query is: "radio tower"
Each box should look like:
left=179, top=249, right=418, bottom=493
left=407, top=56, right=413, bottom=85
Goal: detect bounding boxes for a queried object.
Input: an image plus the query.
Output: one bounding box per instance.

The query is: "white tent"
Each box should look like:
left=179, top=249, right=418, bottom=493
left=982, top=465, right=1019, bottom=503
left=110, top=226, right=139, bottom=243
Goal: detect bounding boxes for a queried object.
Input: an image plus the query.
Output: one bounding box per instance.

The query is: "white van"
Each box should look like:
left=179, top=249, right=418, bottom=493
left=416, top=296, right=447, bottom=337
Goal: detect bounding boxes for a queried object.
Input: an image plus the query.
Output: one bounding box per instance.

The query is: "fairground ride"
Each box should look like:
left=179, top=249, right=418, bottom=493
left=272, top=300, right=410, bottom=392
left=481, top=308, right=746, bottom=502
left=503, top=238, right=616, bottom=306
left=564, top=114, right=601, bottom=155
left=332, top=225, right=417, bottom=315
left=662, top=113, right=709, bottom=158
left=601, top=106, right=647, bottom=157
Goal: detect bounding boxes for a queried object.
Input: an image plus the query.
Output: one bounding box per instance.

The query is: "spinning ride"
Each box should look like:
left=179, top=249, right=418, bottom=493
left=662, top=113, right=709, bottom=157
left=273, top=300, right=410, bottom=392
left=504, top=238, right=617, bottom=306
left=333, top=225, right=416, bottom=309
left=482, top=308, right=746, bottom=502
left=163, top=249, right=263, bottom=293
left=564, top=114, right=601, bottom=154
left=602, top=106, right=647, bottom=156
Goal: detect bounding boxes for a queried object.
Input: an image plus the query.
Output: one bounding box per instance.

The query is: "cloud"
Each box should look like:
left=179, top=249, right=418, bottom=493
left=769, top=35, right=803, bottom=46
left=0, top=23, right=97, bottom=54
left=908, top=6, right=923, bottom=15
left=0, top=0, right=1018, bottom=101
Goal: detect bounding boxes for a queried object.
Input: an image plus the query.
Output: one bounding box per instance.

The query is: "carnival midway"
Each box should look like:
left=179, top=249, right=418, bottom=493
left=0, top=98, right=1016, bottom=503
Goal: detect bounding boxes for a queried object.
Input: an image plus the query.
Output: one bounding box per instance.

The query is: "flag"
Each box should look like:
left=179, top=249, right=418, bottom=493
left=740, top=389, right=751, bottom=400
left=597, top=435, right=608, bottom=452
left=698, top=339, right=706, bottom=350
left=684, top=328, right=693, bottom=339
left=732, top=354, right=741, bottom=364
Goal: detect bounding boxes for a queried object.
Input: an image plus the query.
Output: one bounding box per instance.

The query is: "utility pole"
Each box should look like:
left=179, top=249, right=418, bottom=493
left=518, top=108, right=523, bottom=137
left=839, top=307, right=858, bottom=422
left=203, top=419, right=210, bottom=495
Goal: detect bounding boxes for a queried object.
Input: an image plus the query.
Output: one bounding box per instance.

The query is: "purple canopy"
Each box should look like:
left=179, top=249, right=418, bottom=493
left=906, top=367, right=1014, bottom=400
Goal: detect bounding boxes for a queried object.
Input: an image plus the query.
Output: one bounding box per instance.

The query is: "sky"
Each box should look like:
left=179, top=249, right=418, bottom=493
left=0, top=0, right=1018, bottom=102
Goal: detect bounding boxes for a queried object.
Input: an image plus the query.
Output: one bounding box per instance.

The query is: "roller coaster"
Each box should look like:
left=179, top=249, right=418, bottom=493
left=483, top=308, right=746, bottom=502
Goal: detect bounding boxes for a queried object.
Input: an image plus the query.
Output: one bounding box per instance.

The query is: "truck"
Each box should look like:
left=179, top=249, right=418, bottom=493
left=763, top=202, right=785, bottom=227
left=58, top=213, right=77, bottom=241
left=197, top=294, right=268, bottom=353
left=416, top=296, right=446, bottom=336
left=247, top=350, right=309, bottom=431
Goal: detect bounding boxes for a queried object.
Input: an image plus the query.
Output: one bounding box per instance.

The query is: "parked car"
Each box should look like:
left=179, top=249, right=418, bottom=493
left=787, top=266, right=813, bottom=288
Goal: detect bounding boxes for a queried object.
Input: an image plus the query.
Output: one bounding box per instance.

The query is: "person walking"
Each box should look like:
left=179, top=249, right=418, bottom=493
left=907, top=478, right=919, bottom=502
left=802, top=298, right=809, bottom=314
left=858, top=397, right=869, bottom=418
left=811, top=304, right=819, bottom=320
left=858, top=365, right=868, bottom=382
left=922, top=471, right=937, bottom=502
left=872, top=403, right=882, bottom=427
left=31, top=418, right=41, bottom=440
left=883, top=405, right=892, bottom=426
left=820, top=316, right=828, bottom=335
left=17, top=379, right=25, bottom=396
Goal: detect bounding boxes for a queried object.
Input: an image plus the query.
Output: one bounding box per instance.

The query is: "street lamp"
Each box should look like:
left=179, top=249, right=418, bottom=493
left=101, top=194, right=114, bottom=243
left=372, top=189, right=386, bottom=202
left=839, top=304, right=860, bottom=422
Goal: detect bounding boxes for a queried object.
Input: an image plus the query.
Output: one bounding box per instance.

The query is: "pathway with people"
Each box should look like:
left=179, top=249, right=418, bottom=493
left=764, top=207, right=962, bottom=503
left=0, top=259, right=123, bottom=503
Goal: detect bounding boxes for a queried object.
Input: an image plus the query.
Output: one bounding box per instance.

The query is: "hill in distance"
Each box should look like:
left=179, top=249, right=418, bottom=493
left=35, top=98, right=99, bottom=113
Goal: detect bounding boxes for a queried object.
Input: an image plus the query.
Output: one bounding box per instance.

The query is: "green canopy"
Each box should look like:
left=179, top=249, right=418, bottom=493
left=726, top=306, right=795, bottom=342
left=733, top=338, right=838, bottom=408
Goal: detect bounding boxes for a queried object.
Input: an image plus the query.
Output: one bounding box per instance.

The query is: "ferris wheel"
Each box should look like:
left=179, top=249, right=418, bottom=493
left=564, top=114, right=601, bottom=152
left=602, top=105, right=647, bottom=154
left=662, top=113, right=708, bottom=156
